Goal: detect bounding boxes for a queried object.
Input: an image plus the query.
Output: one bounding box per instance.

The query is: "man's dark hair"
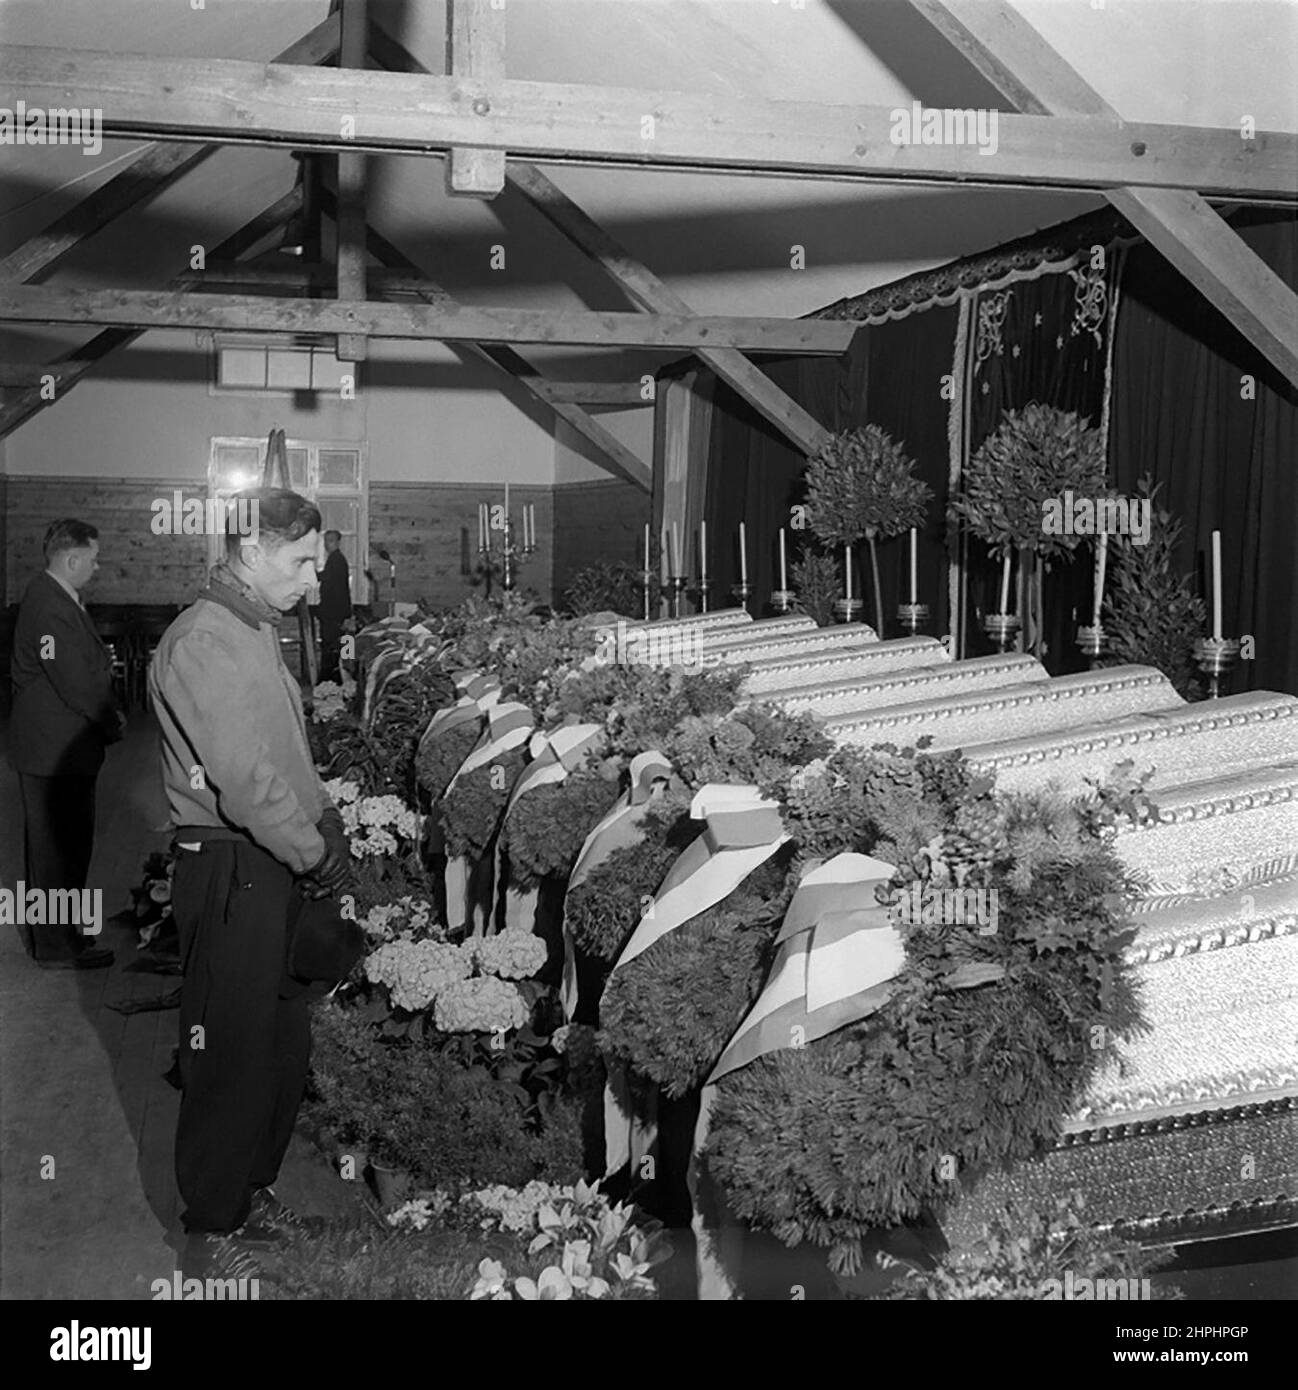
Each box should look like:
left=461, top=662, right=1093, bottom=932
left=224, top=488, right=321, bottom=558
left=44, top=518, right=99, bottom=562
left=324, top=529, right=341, bottom=543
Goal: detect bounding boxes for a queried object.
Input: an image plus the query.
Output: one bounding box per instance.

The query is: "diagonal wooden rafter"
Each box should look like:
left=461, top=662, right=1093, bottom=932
left=0, top=15, right=339, bottom=288
left=0, top=189, right=301, bottom=439
left=909, top=0, right=1298, bottom=388
left=369, top=21, right=832, bottom=457
left=315, top=185, right=651, bottom=491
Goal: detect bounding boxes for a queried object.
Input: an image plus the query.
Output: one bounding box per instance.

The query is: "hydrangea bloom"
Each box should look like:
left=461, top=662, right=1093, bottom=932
left=470, top=927, right=548, bottom=981
left=433, top=976, right=530, bottom=1034
left=364, top=935, right=472, bottom=1012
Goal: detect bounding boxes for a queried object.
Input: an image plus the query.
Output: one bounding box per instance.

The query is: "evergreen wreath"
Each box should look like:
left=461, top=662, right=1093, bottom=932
left=702, top=758, right=1149, bottom=1278
left=438, top=748, right=528, bottom=859
left=416, top=721, right=481, bottom=803
left=501, top=771, right=623, bottom=889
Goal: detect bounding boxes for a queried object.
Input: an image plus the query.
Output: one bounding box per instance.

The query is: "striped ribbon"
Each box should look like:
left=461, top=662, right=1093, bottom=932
left=560, top=751, right=674, bottom=1021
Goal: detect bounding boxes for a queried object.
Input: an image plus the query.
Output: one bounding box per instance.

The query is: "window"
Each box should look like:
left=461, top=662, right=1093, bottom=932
left=214, top=341, right=350, bottom=395
left=207, top=437, right=367, bottom=599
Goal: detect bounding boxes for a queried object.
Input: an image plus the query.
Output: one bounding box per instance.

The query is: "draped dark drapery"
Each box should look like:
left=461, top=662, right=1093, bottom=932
left=687, top=207, right=1297, bottom=697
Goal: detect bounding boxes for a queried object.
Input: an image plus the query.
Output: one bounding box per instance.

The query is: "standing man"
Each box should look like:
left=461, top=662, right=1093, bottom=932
left=10, top=519, right=123, bottom=969
left=148, top=489, right=351, bottom=1275
left=316, top=529, right=352, bottom=684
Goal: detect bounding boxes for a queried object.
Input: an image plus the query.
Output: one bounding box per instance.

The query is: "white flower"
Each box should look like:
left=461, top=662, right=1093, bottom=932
left=470, top=927, right=548, bottom=981
left=432, top=976, right=530, bottom=1034
left=469, top=1259, right=512, bottom=1301
left=322, top=777, right=361, bottom=806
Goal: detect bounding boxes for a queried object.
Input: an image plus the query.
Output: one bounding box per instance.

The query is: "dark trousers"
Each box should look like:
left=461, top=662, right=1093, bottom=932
left=318, top=615, right=345, bottom=684
left=17, top=772, right=97, bottom=960
left=172, top=835, right=310, bottom=1234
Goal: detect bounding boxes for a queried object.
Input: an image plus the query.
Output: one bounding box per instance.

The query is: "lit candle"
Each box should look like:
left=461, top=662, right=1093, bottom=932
left=844, top=543, right=852, bottom=603
left=643, top=522, right=651, bottom=575
left=909, top=528, right=918, bottom=605
left=700, top=519, right=708, bottom=584
left=1092, top=531, right=1108, bottom=630
left=739, top=522, right=748, bottom=586
left=1211, top=530, right=1222, bottom=641
left=672, top=522, right=682, bottom=578
left=999, top=551, right=1011, bottom=615
left=779, top=527, right=788, bottom=592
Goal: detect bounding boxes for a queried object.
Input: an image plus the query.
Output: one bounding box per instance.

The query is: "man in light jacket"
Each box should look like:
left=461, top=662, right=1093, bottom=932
left=149, top=488, right=350, bottom=1275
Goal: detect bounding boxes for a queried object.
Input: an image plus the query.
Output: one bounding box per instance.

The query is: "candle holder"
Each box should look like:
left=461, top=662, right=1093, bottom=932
left=896, top=601, right=930, bottom=636
left=1075, top=623, right=1109, bottom=668
left=692, top=579, right=713, bottom=614
left=983, top=612, right=1021, bottom=653
left=833, top=596, right=864, bottom=625
left=478, top=512, right=536, bottom=593
left=667, top=575, right=689, bottom=619
left=770, top=588, right=796, bottom=616
left=1194, top=635, right=1240, bottom=700
left=731, top=581, right=753, bottom=613
left=639, top=569, right=655, bottom=621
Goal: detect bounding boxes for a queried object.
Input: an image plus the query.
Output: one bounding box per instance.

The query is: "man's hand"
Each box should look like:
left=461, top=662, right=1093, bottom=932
left=300, top=812, right=354, bottom=900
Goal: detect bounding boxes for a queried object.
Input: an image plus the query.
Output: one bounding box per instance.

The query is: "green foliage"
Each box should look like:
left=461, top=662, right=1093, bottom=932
left=790, top=544, right=841, bottom=627
left=806, top=425, right=932, bottom=546
left=664, top=704, right=832, bottom=795
left=501, top=771, right=623, bottom=888
left=597, top=853, right=793, bottom=1099
left=1100, top=476, right=1207, bottom=700
left=868, top=1192, right=1182, bottom=1300
left=438, top=748, right=528, bottom=858
left=704, top=761, right=1147, bottom=1276
left=416, top=721, right=480, bottom=803
left=563, top=560, right=656, bottom=619
left=949, top=404, right=1106, bottom=558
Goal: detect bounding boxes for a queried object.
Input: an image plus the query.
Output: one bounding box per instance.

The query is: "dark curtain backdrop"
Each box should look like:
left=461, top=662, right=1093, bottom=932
left=964, top=259, right=1117, bottom=670
left=1108, top=211, right=1298, bottom=698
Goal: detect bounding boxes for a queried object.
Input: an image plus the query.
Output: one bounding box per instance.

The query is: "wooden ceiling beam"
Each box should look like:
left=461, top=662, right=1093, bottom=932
left=0, top=284, right=856, bottom=353
left=446, top=0, right=507, bottom=196
left=4, top=45, right=1294, bottom=200
left=536, top=382, right=650, bottom=406
left=0, top=190, right=301, bottom=439
left=336, top=0, right=368, bottom=362
left=910, top=0, right=1298, bottom=387
left=0, top=16, right=339, bottom=287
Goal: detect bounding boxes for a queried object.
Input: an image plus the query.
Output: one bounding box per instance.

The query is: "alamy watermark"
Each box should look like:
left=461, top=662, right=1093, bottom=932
left=0, top=102, right=103, bottom=157
left=891, top=883, right=999, bottom=936
left=890, top=102, right=998, bottom=157
left=1041, top=491, right=1150, bottom=545
left=150, top=492, right=260, bottom=539
left=594, top=620, right=704, bottom=673
left=0, top=883, right=102, bottom=936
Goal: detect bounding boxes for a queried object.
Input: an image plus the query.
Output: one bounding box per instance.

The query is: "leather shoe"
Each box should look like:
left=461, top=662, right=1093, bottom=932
left=37, top=947, right=115, bottom=971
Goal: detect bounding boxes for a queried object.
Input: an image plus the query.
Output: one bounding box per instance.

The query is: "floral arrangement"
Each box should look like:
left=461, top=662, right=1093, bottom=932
left=597, top=853, right=793, bottom=1099
left=437, top=748, right=528, bottom=859
left=664, top=704, right=832, bottom=795
left=868, top=1192, right=1181, bottom=1301
left=500, top=769, right=623, bottom=888
left=415, top=720, right=481, bottom=802
left=309, top=676, right=356, bottom=724
left=702, top=756, right=1149, bottom=1277
left=364, top=925, right=546, bottom=1028
left=323, top=779, right=422, bottom=859
left=357, top=894, right=440, bottom=945
left=128, top=850, right=176, bottom=949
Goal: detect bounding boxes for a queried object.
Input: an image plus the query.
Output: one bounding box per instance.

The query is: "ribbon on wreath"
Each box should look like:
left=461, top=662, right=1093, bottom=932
left=560, top=750, right=674, bottom=1021
left=686, top=854, right=1007, bottom=1299
left=602, top=785, right=790, bottom=1177
left=417, top=673, right=500, bottom=858
left=443, top=700, right=534, bottom=933
left=494, top=722, right=606, bottom=933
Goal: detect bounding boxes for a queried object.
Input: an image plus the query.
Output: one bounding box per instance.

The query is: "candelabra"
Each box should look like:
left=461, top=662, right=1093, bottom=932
left=770, top=588, right=796, bottom=616
left=1075, top=622, right=1109, bottom=670
left=478, top=511, right=535, bottom=592
left=896, top=601, right=930, bottom=636
left=983, top=611, right=1021, bottom=653
left=1194, top=635, right=1240, bottom=700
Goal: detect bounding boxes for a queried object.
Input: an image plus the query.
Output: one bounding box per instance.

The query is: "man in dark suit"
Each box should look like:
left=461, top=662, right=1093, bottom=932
left=10, top=519, right=124, bottom=968
left=316, top=529, right=352, bottom=684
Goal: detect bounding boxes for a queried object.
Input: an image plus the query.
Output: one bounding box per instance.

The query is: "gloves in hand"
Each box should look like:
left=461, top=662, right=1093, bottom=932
left=300, top=811, right=354, bottom=900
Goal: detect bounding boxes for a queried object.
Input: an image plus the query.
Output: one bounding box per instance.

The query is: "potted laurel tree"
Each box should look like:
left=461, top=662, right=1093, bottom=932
left=805, top=425, right=931, bottom=635
left=949, top=404, right=1106, bottom=659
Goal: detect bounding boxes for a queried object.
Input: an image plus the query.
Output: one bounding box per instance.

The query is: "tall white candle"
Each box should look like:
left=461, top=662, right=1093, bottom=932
left=503, top=482, right=510, bottom=537
left=661, top=525, right=670, bottom=582
left=529, top=504, right=536, bottom=549
left=739, top=522, right=748, bottom=585
left=700, top=519, right=708, bottom=583
left=779, top=528, right=788, bottom=591
left=844, top=543, right=852, bottom=602
left=643, top=522, right=651, bottom=575
left=672, top=523, right=682, bottom=577
left=999, top=551, right=1011, bottom=615
left=1211, top=530, right=1222, bottom=640
left=479, top=503, right=487, bottom=551
left=909, top=528, right=918, bottom=604
left=1092, top=532, right=1108, bottom=629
